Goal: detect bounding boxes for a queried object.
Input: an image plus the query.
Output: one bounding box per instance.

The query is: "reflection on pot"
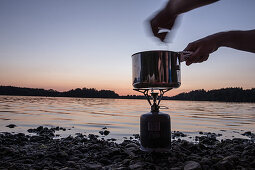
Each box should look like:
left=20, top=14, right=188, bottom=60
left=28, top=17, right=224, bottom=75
left=132, top=50, right=181, bottom=89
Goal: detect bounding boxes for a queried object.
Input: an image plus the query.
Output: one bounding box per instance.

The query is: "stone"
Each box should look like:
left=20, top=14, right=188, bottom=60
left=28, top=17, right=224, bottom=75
left=184, top=161, right=201, bottom=170
left=171, top=167, right=182, bottom=170
left=99, top=158, right=111, bottom=165
left=67, top=161, right=76, bottom=167
left=37, top=126, right=44, bottom=131
left=242, top=131, right=252, bottom=136
left=125, top=143, right=138, bottom=148
left=57, top=151, right=69, bottom=159
left=200, top=158, right=212, bottom=166
left=0, top=126, right=255, bottom=169
left=23, top=159, right=33, bottom=164
left=107, top=138, right=116, bottom=141
left=6, top=124, right=16, bottom=128
left=86, top=163, right=102, bottom=169
left=103, top=130, right=110, bottom=136
left=123, top=149, right=135, bottom=158
left=250, top=159, right=255, bottom=167
left=187, top=154, right=202, bottom=162
left=214, top=159, right=234, bottom=170
left=129, top=162, right=143, bottom=169
left=30, top=136, right=45, bottom=142
left=218, top=133, right=222, bottom=136
left=122, top=159, right=131, bottom=165
left=132, top=134, right=139, bottom=139
left=88, top=134, right=97, bottom=139
left=55, top=126, right=60, bottom=131
left=201, top=165, right=209, bottom=169
left=223, top=155, right=238, bottom=162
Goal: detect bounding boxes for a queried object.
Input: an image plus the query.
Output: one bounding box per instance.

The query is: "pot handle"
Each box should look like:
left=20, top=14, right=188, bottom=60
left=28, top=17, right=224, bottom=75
left=180, top=51, right=193, bottom=62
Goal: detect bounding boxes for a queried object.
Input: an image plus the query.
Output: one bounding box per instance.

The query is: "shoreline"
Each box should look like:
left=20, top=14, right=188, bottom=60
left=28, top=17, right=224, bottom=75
left=1, top=126, right=255, bottom=169
left=1, top=85, right=255, bottom=103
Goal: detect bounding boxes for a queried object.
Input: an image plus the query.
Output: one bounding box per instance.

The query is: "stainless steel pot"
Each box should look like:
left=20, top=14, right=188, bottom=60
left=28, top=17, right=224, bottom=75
left=132, top=50, right=191, bottom=90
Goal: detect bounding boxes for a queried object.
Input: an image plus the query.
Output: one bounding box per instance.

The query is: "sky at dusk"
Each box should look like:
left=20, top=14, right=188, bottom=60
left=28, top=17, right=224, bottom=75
left=0, top=0, right=255, bottom=96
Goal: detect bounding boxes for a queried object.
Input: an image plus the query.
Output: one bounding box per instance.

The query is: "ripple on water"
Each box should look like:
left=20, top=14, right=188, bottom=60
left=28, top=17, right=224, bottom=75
left=0, top=96, right=254, bottom=140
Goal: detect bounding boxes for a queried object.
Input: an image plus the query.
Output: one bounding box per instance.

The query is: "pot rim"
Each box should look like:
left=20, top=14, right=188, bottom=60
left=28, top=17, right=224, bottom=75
left=131, top=50, right=178, bottom=57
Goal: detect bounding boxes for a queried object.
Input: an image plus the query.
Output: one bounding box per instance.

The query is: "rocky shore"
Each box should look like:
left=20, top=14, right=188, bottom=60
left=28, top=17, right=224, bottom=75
left=1, top=126, right=255, bottom=169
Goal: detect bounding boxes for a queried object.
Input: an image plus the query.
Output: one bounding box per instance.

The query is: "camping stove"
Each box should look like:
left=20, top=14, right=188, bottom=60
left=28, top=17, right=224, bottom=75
left=131, top=50, right=187, bottom=152
left=134, top=88, right=171, bottom=152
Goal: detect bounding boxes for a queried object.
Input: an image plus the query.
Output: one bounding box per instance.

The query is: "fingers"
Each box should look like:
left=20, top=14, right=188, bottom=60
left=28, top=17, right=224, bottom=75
left=158, top=32, right=168, bottom=42
left=184, top=42, right=210, bottom=66
left=184, top=42, right=198, bottom=65
left=199, top=55, right=209, bottom=63
left=149, top=8, right=177, bottom=42
left=150, top=19, right=168, bottom=42
left=185, top=50, right=200, bottom=66
left=186, top=53, right=209, bottom=66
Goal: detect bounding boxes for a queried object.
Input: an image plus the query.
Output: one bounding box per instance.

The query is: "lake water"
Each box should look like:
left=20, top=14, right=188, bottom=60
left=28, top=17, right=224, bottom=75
left=0, top=95, right=254, bottom=141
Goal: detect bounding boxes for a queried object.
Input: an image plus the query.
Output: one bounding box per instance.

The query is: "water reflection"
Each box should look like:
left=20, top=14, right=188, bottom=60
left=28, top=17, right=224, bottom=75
left=0, top=96, right=254, bottom=140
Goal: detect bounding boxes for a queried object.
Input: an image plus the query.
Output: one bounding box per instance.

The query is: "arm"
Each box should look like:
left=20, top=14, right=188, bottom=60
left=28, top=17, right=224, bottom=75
left=218, top=30, right=255, bottom=53
left=150, top=0, right=219, bottom=41
left=166, top=0, right=220, bottom=15
left=184, top=30, right=255, bottom=66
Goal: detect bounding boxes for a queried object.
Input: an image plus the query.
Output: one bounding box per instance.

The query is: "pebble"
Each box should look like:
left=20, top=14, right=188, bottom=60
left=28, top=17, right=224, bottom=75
left=242, top=131, right=252, bottom=136
left=6, top=124, right=16, bottom=128
left=129, top=162, right=143, bottom=169
left=125, top=143, right=138, bottom=148
left=0, top=126, right=254, bottom=169
left=132, top=134, right=139, bottom=139
left=184, top=161, right=201, bottom=170
left=172, top=131, right=187, bottom=138
left=86, top=163, right=102, bottom=169
left=103, top=130, right=110, bottom=136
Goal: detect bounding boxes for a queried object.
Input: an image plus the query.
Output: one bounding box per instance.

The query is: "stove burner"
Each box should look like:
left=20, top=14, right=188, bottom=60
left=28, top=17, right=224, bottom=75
left=133, top=88, right=171, bottom=112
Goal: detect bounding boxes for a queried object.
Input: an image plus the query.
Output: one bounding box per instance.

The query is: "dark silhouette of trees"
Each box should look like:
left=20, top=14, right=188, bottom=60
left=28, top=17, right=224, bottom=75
left=0, top=86, right=60, bottom=97
left=169, top=87, right=255, bottom=102
left=0, top=86, right=119, bottom=98
left=1, top=86, right=254, bottom=102
left=62, top=88, right=119, bottom=98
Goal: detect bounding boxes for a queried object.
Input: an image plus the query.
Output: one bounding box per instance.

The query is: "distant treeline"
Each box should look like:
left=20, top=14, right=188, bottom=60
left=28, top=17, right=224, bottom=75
left=0, top=86, right=119, bottom=98
left=119, top=87, right=255, bottom=103
left=1, top=86, right=255, bottom=103
left=168, top=88, right=255, bottom=103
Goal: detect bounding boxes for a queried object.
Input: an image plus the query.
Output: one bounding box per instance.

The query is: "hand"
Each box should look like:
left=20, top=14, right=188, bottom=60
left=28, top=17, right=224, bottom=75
left=184, top=34, right=220, bottom=66
left=150, top=2, right=178, bottom=42
left=149, top=0, right=220, bottom=42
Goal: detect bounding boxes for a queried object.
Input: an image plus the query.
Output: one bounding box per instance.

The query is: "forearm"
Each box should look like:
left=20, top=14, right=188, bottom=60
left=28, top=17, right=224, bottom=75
left=216, top=30, right=255, bottom=53
left=166, top=0, right=219, bottom=15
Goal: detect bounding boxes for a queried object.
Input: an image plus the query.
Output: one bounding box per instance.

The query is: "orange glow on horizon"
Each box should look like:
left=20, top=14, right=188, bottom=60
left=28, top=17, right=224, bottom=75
left=2, top=78, right=255, bottom=97
left=0, top=81, right=191, bottom=97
